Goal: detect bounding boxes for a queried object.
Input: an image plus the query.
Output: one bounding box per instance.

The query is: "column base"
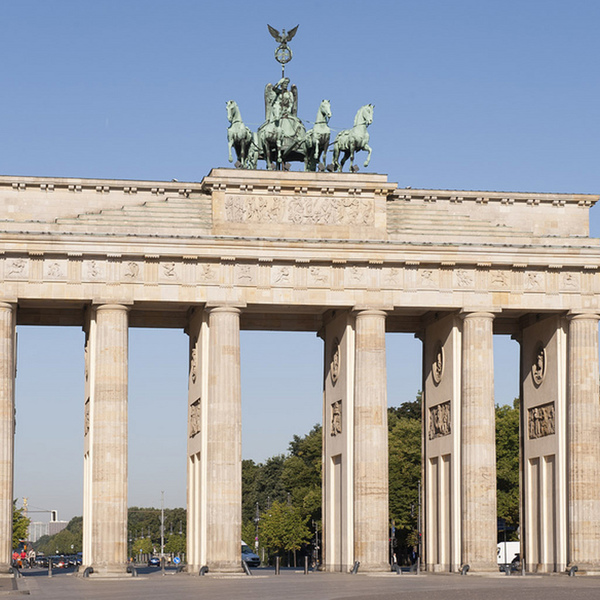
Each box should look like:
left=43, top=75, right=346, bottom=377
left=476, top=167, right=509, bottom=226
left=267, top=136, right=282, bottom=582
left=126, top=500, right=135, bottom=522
left=80, top=563, right=130, bottom=578
left=205, top=561, right=244, bottom=574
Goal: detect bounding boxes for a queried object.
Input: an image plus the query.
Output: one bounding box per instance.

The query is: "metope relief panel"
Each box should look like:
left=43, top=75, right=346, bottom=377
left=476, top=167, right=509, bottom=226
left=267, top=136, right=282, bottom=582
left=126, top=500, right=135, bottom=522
left=428, top=401, right=451, bottom=440
left=419, top=269, right=438, bottom=289
left=159, top=261, right=181, bottom=282
left=44, top=259, right=67, bottom=280
left=560, top=272, right=580, bottom=292
left=490, top=270, right=509, bottom=290
left=189, top=398, right=201, bottom=438
left=307, top=265, right=330, bottom=287
left=83, top=259, right=106, bottom=282
left=524, top=271, right=544, bottom=291
left=271, top=265, right=293, bottom=287
left=122, top=261, right=141, bottom=282
left=345, top=265, right=367, bottom=288
left=454, top=269, right=474, bottom=289
left=4, top=258, right=28, bottom=280
left=224, top=194, right=374, bottom=226
left=198, top=263, right=218, bottom=284
left=528, top=402, right=555, bottom=439
left=382, top=267, right=402, bottom=289
left=330, top=400, right=342, bottom=436
left=235, top=264, right=257, bottom=286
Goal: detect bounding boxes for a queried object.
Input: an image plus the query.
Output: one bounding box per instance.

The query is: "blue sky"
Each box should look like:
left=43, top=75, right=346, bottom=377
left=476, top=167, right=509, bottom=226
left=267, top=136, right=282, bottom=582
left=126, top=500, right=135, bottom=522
left=2, top=1, right=598, bottom=520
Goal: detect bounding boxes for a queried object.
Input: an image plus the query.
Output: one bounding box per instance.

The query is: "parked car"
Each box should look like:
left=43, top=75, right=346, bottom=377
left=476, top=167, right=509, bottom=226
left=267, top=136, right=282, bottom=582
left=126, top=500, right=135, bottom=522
left=36, top=556, right=49, bottom=568
left=241, top=541, right=260, bottom=568
left=148, top=556, right=161, bottom=567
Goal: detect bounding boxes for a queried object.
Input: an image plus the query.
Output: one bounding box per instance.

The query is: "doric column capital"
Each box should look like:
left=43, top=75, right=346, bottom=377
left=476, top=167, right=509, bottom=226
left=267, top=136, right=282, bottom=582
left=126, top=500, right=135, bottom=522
left=94, top=303, right=130, bottom=314
left=459, top=310, right=497, bottom=321
left=206, top=305, right=242, bottom=317
left=353, top=307, right=389, bottom=319
left=567, top=310, right=600, bottom=322
left=0, top=303, right=16, bottom=312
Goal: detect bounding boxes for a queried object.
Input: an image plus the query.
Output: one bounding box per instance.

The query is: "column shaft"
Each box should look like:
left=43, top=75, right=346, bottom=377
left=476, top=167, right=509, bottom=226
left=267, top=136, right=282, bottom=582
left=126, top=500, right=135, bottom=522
left=567, top=313, right=600, bottom=569
left=461, top=311, right=497, bottom=571
left=0, top=303, right=15, bottom=572
left=90, top=304, right=129, bottom=573
left=354, top=309, right=388, bottom=571
left=206, top=307, right=242, bottom=572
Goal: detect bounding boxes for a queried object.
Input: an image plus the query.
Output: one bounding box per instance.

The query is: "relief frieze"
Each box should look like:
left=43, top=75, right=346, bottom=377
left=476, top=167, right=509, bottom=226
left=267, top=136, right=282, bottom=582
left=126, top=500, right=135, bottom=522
left=5, top=258, right=28, bottom=279
left=189, top=398, right=201, bottom=438
left=331, top=400, right=342, bottom=436
left=224, top=194, right=374, bottom=226
left=528, top=401, right=555, bottom=439
left=428, top=401, right=451, bottom=440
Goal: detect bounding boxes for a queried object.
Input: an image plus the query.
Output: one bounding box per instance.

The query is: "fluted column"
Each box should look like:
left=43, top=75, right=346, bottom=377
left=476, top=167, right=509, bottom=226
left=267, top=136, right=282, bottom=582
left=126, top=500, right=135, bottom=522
left=567, top=312, right=600, bottom=569
left=460, top=311, right=497, bottom=571
left=206, top=306, right=242, bottom=572
left=0, top=303, right=15, bottom=572
left=354, top=309, right=388, bottom=571
left=90, top=304, right=129, bottom=573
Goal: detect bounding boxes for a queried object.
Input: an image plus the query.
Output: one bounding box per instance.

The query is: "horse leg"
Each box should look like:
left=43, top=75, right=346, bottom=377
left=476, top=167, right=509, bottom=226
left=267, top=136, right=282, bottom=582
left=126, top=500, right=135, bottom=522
left=363, top=143, right=372, bottom=168
left=228, top=137, right=234, bottom=163
left=332, top=144, right=339, bottom=171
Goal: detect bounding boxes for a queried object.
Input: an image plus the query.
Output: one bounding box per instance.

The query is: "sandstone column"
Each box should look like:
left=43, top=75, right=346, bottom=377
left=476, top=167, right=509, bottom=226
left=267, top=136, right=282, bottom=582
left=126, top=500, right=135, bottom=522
left=354, top=309, right=388, bottom=571
left=460, top=311, right=497, bottom=571
left=0, top=303, right=15, bottom=572
left=205, top=306, right=242, bottom=572
left=88, top=304, right=129, bottom=574
left=567, top=312, right=600, bottom=570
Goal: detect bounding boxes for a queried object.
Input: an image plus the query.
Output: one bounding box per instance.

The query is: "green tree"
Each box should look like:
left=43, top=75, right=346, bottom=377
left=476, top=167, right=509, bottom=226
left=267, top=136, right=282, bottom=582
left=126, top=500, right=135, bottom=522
left=259, top=500, right=311, bottom=565
left=164, top=533, right=186, bottom=555
left=388, top=402, right=421, bottom=555
left=12, top=502, right=30, bottom=549
left=496, top=399, right=520, bottom=540
left=132, top=537, right=153, bottom=555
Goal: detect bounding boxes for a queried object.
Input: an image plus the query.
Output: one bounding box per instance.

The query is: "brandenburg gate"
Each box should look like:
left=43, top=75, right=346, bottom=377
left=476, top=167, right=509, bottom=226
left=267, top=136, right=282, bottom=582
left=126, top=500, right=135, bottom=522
left=0, top=168, right=599, bottom=575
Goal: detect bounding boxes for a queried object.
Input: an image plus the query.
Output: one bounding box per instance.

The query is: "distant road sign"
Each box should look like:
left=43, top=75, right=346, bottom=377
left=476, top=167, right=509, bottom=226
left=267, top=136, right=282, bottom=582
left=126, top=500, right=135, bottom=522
left=173, top=557, right=181, bottom=565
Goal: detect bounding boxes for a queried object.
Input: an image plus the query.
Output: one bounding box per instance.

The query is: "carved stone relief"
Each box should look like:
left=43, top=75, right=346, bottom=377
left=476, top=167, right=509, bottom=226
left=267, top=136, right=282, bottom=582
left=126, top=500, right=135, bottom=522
left=224, top=194, right=374, bottom=226
left=330, top=338, right=340, bottom=386
left=532, top=343, right=546, bottom=386
left=45, top=260, right=65, bottom=279
left=490, top=271, right=509, bottom=288
left=5, top=258, right=27, bottom=279
left=528, top=401, right=555, bottom=439
left=455, top=269, right=474, bottom=288
left=162, top=262, right=178, bottom=279
left=84, top=399, right=90, bottom=436
left=199, top=264, right=217, bottom=282
left=190, top=337, right=198, bottom=384
left=189, top=398, right=201, bottom=438
left=428, top=401, right=451, bottom=440
left=308, top=266, right=328, bottom=285
left=123, top=261, right=140, bottom=280
left=525, top=272, right=543, bottom=290
left=236, top=264, right=255, bottom=284
left=432, top=342, right=444, bottom=386
left=272, top=266, right=292, bottom=285
left=561, top=272, right=579, bottom=290
left=331, top=400, right=342, bottom=436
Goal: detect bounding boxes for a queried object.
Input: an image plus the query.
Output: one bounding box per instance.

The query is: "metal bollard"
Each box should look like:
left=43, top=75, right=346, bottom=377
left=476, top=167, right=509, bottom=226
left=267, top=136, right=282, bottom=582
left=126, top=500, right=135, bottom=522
left=161, top=556, right=166, bottom=576
left=460, top=564, right=470, bottom=576
left=48, top=558, right=52, bottom=578
left=350, top=561, right=360, bottom=575
left=275, top=556, right=280, bottom=575
left=394, top=564, right=402, bottom=575
left=199, top=565, right=209, bottom=576
left=568, top=566, right=578, bottom=577
left=242, top=560, right=252, bottom=576
left=304, top=555, right=309, bottom=574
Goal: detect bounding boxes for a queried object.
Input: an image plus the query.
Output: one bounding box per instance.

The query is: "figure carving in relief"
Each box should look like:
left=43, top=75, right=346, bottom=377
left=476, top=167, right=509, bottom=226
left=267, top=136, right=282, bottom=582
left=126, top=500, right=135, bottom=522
left=525, top=272, right=542, bottom=290
left=562, top=272, right=578, bottom=289
left=331, top=400, right=342, bottom=436
left=238, top=265, right=253, bottom=281
left=84, top=338, right=89, bottom=382
left=330, top=338, right=340, bottom=385
left=199, top=264, right=216, bottom=281
left=309, top=266, right=327, bottom=283
left=491, top=271, right=508, bottom=287
left=124, top=262, right=139, bottom=279
left=189, top=399, right=201, bottom=438
left=7, top=259, right=26, bottom=276
left=428, top=401, right=451, bottom=439
left=385, top=268, right=400, bottom=285
left=532, top=344, right=545, bottom=386
left=48, top=262, right=62, bottom=278
left=432, top=343, right=444, bottom=385
left=528, top=402, right=555, bottom=439
left=190, top=337, right=198, bottom=384
left=163, top=262, right=176, bottom=278
left=456, top=269, right=473, bottom=287
left=421, top=270, right=435, bottom=287
left=349, top=266, right=363, bottom=283
left=84, top=400, right=90, bottom=436
left=274, top=266, right=291, bottom=284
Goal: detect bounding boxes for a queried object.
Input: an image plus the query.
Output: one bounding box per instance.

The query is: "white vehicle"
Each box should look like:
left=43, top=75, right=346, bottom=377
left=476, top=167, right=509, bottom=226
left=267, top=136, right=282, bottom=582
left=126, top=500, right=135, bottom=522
left=497, top=541, right=520, bottom=566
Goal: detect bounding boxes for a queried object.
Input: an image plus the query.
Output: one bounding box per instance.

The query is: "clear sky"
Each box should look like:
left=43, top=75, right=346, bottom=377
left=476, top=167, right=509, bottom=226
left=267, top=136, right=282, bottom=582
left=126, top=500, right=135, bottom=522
left=1, top=1, right=598, bottom=521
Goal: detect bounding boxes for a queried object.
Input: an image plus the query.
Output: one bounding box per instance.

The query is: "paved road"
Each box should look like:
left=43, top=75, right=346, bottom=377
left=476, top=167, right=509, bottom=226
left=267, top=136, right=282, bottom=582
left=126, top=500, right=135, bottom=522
left=10, top=568, right=600, bottom=599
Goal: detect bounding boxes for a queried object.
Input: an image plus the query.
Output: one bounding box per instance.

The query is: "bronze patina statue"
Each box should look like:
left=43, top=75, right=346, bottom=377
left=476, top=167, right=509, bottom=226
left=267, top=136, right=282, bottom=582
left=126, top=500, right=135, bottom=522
left=225, top=25, right=374, bottom=172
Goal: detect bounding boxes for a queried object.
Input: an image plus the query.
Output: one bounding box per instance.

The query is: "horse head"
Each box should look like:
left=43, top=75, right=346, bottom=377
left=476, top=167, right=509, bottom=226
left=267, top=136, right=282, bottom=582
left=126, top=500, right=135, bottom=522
left=353, top=104, right=374, bottom=127
left=226, top=100, right=238, bottom=124
left=320, top=99, right=331, bottom=123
